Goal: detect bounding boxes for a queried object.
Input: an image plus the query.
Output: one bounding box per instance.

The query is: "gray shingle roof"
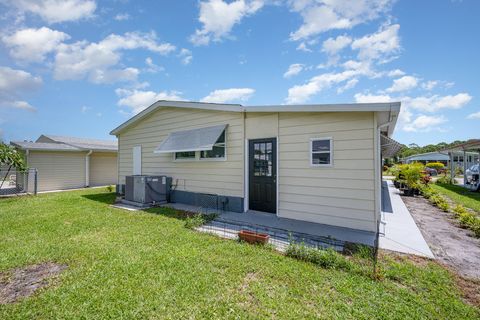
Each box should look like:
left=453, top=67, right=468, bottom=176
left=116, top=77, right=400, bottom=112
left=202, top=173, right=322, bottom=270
left=41, top=135, right=118, bottom=151
left=11, top=135, right=118, bottom=152
left=10, top=141, right=82, bottom=151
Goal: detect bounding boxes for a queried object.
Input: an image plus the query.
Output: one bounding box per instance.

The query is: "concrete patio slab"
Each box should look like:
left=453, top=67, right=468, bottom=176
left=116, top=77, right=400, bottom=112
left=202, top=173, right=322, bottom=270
left=379, top=180, right=434, bottom=258
left=162, top=202, right=376, bottom=247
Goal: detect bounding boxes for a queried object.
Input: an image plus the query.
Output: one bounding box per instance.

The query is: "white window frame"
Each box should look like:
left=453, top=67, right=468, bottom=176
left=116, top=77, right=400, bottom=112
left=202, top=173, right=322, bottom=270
left=310, top=137, right=333, bottom=167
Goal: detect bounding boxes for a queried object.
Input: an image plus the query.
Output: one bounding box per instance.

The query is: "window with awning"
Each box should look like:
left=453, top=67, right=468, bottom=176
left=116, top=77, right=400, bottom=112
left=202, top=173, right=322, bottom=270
left=154, top=124, right=227, bottom=160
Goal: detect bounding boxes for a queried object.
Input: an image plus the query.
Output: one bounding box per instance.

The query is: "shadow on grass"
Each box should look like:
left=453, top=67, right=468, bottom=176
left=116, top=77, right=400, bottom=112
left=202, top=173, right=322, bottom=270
left=436, top=183, right=480, bottom=201
left=81, top=192, right=116, bottom=205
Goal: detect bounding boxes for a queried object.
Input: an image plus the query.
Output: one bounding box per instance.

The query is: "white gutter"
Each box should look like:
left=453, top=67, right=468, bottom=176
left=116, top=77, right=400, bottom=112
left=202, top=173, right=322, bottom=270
left=85, top=150, right=92, bottom=187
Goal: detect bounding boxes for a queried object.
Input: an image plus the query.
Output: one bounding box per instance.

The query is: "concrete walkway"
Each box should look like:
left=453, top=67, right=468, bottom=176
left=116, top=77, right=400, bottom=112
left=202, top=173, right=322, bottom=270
left=379, top=181, right=434, bottom=258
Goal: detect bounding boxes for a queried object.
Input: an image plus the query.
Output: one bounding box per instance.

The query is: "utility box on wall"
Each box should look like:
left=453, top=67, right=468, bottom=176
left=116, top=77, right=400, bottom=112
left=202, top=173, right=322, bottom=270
left=125, top=175, right=171, bottom=205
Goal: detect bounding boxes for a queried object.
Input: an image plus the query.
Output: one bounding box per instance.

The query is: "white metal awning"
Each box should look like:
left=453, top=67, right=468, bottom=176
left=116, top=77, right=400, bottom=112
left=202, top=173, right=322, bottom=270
left=154, top=124, right=227, bottom=153
left=381, top=135, right=403, bottom=158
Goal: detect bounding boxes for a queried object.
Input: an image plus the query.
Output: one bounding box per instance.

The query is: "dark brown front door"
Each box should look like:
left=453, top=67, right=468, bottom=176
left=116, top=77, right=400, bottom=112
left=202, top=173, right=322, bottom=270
left=249, top=138, right=276, bottom=213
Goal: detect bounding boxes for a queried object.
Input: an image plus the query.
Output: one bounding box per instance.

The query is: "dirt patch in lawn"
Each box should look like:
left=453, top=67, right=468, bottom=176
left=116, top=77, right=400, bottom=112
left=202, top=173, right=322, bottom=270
left=0, top=262, right=67, bottom=304
left=401, top=195, right=480, bottom=280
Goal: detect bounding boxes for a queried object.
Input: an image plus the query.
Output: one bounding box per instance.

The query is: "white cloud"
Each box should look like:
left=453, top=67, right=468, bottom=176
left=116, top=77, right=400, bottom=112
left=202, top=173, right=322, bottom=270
left=337, top=78, right=358, bottom=93
left=321, top=35, right=352, bottom=55
left=403, top=115, right=447, bottom=132
left=178, top=48, right=193, bottom=65
left=81, top=106, right=91, bottom=113
left=422, top=80, right=438, bottom=91
left=201, top=88, right=255, bottom=103
left=2, top=27, right=70, bottom=63
left=351, top=24, right=400, bottom=62
left=0, top=66, right=42, bottom=112
left=285, top=59, right=377, bottom=104
left=54, top=32, right=175, bottom=83
left=354, top=93, right=393, bottom=103
left=283, top=63, right=304, bottom=78
left=405, top=93, right=472, bottom=112
left=296, top=42, right=312, bottom=52
left=387, top=69, right=405, bottom=77
left=144, top=57, right=164, bottom=73
left=114, top=13, right=130, bottom=21
left=5, top=0, right=96, bottom=24
left=386, top=75, right=419, bottom=93
left=354, top=91, right=472, bottom=132
left=190, top=0, right=264, bottom=45
left=467, top=111, right=480, bottom=120
left=116, top=88, right=183, bottom=114
left=289, top=0, right=394, bottom=40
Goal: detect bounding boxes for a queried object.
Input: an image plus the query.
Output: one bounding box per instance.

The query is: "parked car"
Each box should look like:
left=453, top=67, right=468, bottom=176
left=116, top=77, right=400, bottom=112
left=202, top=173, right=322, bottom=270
left=424, top=167, right=438, bottom=176
left=466, top=164, right=479, bottom=184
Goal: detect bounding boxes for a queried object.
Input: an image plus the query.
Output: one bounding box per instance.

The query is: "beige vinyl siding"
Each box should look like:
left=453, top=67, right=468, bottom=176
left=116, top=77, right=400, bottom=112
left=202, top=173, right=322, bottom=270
left=277, top=112, right=376, bottom=232
left=117, top=107, right=244, bottom=197
left=90, top=152, right=117, bottom=186
left=245, top=113, right=278, bottom=139
left=28, top=151, right=86, bottom=191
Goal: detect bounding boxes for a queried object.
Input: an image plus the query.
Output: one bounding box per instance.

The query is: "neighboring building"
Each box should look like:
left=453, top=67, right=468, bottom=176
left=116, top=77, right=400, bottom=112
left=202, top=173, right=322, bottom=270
left=11, top=135, right=118, bottom=192
left=403, top=152, right=450, bottom=165
left=403, top=151, right=479, bottom=168
left=111, top=101, right=401, bottom=233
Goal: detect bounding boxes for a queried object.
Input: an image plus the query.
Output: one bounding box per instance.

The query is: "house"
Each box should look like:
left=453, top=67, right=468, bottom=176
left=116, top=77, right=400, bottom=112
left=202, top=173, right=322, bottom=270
left=11, top=135, right=118, bottom=192
left=403, top=151, right=479, bottom=168
left=110, top=101, right=401, bottom=233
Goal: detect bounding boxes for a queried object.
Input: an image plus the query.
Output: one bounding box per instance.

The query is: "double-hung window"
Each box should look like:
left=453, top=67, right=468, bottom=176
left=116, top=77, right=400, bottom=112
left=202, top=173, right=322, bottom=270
left=310, top=138, right=332, bottom=167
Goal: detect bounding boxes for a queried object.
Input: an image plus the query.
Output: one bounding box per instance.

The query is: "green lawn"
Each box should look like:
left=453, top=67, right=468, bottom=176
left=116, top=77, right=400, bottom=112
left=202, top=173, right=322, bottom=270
left=431, top=183, right=480, bottom=213
left=0, top=189, right=478, bottom=319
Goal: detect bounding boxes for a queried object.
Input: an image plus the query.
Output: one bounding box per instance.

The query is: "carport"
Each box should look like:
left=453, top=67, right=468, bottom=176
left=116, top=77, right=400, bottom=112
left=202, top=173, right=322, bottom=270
left=442, top=139, right=480, bottom=190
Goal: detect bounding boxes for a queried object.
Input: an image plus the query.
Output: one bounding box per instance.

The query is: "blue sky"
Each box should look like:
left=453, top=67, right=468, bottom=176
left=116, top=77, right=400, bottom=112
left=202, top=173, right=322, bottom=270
left=0, top=0, right=479, bottom=146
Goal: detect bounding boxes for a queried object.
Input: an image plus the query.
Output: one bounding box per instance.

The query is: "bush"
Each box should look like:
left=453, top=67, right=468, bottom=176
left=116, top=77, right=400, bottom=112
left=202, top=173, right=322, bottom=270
left=436, top=175, right=454, bottom=185
left=457, top=212, right=480, bottom=237
left=184, top=215, right=205, bottom=229
left=429, top=194, right=449, bottom=212
left=425, top=162, right=445, bottom=171
left=286, top=243, right=352, bottom=270
left=184, top=212, right=217, bottom=229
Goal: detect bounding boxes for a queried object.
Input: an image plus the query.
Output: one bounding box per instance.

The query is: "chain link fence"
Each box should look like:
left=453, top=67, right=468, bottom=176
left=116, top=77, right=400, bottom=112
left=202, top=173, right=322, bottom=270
left=0, top=167, right=37, bottom=196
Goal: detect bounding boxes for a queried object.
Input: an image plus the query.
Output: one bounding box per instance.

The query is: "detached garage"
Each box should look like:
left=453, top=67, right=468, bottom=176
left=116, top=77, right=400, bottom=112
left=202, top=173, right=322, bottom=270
left=11, top=135, right=117, bottom=192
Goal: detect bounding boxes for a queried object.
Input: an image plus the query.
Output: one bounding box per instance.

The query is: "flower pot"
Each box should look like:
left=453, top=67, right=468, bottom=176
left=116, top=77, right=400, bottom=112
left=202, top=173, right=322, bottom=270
left=238, top=230, right=270, bottom=245
left=403, top=188, right=415, bottom=196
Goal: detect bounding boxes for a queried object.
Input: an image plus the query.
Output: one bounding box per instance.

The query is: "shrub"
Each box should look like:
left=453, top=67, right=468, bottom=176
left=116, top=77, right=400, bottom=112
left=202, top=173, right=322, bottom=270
left=436, top=175, right=454, bottom=185
left=106, top=185, right=113, bottom=192
left=184, top=215, right=205, bottom=229
left=286, top=243, right=352, bottom=270
left=425, top=162, right=445, bottom=171
left=453, top=204, right=468, bottom=217
left=438, top=202, right=450, bottom=212
left=184, top=212, right=217, bottom=229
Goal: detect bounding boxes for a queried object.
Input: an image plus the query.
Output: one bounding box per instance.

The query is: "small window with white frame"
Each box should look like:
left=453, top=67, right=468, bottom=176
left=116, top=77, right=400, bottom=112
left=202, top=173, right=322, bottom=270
left=310, top=138, right=332, bottom=166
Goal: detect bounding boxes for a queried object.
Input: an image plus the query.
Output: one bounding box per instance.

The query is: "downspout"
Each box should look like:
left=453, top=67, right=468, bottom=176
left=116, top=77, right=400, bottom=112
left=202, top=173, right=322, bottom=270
left=375, top=111, right=394, bottom=237
left=85, top=150, right=92, bottom=187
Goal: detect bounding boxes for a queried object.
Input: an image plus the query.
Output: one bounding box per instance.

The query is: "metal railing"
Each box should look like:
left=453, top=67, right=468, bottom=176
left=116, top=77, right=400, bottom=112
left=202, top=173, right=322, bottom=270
left=0, top=168, right=37, bottom=196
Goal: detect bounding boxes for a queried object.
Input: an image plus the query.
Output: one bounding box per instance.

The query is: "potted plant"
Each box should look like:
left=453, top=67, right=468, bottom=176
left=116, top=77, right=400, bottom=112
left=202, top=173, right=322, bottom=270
left=238, top=230, right=270, bottom=245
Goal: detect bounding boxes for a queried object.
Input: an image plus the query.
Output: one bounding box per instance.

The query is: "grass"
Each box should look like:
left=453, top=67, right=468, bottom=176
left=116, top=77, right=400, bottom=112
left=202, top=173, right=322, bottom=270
left=0, top=189, right=479, bottom=319
left=431, top=183, right=480, bottom=213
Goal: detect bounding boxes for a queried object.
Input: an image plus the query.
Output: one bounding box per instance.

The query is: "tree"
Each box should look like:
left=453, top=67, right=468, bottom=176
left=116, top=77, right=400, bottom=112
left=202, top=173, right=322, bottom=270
left=0, top=143, right=27, bottom=188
